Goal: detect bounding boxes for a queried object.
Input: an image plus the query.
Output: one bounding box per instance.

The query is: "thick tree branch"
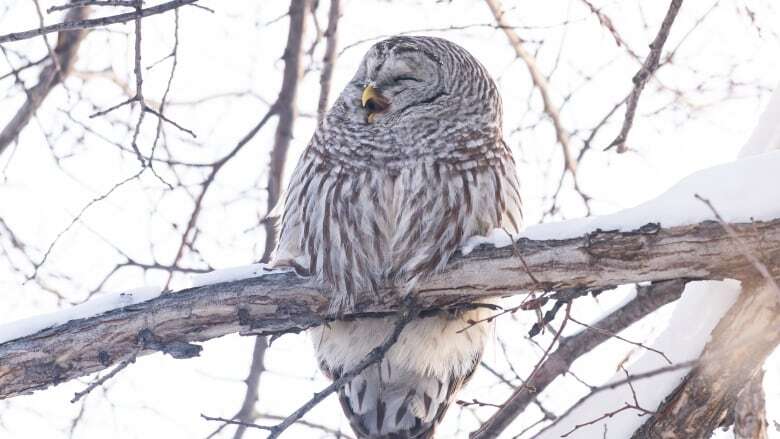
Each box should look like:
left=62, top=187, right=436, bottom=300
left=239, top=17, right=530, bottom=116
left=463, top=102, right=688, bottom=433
left=631, top=281, right=779, bottom=437
left=1, top=218, right=780, bottom=400
left=734, top=371, right=768, bottom=439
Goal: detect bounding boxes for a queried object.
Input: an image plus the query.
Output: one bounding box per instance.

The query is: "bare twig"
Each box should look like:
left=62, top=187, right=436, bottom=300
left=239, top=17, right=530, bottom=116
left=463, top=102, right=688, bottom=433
left=568, top=314, right=672, bottom=365
left=560, top=367, right=655, bottom=437
left=47, top=1, right=136, bottom=13
left=230, top=337, right=268, bottom=439
left=607, top=0, right=684, bottom=153
left=0, top=6, right=90, bottom=155
left=533, top=361, right=697, bottom=437
left=226, top=2, right=310, bottom=435
left=70, top=354, right=136, bottom=403
left=0, top=0, right=199, bottom=44
left=257, top=414, right=354, bottom=439
left=695, top=194, right=780, bottom=295
left=471, top=280, right=686, bottom=438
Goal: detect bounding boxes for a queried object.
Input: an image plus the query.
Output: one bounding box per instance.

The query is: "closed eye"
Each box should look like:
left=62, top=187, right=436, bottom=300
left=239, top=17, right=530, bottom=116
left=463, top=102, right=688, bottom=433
left=394, top=75, right=421, bottom=83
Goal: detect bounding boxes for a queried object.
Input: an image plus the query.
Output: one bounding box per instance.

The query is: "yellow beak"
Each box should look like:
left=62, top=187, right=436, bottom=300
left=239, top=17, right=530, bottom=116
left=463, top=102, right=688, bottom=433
left=361, top=85, right=380, bottom=108
left=361, top=85, right=389, bottom=124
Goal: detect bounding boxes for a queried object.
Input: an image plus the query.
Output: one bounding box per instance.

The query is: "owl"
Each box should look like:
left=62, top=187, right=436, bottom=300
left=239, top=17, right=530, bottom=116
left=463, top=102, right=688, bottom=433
left=272, top=36, right=522, bottom=438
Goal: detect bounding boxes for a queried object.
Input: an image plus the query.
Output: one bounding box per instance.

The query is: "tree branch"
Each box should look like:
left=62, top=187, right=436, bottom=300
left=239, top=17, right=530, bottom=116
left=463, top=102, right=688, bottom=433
left=230, top=1, right=309, bottom=436
left=0, top=5, right=90, bottom=155
left=230, top=337, right=268, bottom=439
left=631, top=281, right=779, bottom=437
left=470, top=279, right=687, bottom=438
left=1, top=218, right=779, bottom=400
left=261, top=0, right=309, bottom=262
left=0, top=0, right=198, bottom=44
left=316, top=0, right=340, bottom=123
left=607, top=0, right=684, bottom=153
left=484, top=0, right=577, bottom=175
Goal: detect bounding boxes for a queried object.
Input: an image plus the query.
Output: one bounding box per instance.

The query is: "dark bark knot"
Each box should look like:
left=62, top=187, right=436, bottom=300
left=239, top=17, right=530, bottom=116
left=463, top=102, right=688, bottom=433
left=137, top=329, right=202, bottom=359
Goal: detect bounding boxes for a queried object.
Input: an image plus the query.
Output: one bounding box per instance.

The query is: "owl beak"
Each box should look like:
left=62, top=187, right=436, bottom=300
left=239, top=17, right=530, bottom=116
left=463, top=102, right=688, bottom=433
left=361, top=85, right=389, bottom=123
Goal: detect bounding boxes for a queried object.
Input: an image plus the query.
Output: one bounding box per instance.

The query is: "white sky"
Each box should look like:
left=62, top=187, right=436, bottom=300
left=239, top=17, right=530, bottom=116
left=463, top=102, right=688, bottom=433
left=0, top=0, right=779, bottom=438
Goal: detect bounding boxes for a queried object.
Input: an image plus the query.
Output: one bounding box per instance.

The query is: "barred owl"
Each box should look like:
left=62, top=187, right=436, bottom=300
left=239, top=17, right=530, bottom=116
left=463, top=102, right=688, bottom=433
left=272, top=36, right=522, bottom=438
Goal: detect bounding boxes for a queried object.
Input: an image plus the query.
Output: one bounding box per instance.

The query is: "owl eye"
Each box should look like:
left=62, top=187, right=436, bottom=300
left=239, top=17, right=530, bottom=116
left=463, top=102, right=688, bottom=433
left=393, top=75, right=421, bottom=83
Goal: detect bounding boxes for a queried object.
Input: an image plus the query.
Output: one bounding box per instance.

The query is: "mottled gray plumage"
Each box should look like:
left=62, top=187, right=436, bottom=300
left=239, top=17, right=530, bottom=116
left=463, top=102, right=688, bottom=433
left=272, top=36, right=522, bottom=438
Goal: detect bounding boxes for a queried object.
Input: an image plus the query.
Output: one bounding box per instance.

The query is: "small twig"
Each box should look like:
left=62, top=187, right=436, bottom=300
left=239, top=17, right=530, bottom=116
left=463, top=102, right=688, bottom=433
left=257, top=414, right=355, bottom=439
left=201, top=415, right=272, bottom=432
left=47, top=1, right=136, bottom=13
left=0, top=0, right=199, bottom=44
left=568, top=315, right=673, bottom=365
left=562, top=366, right=656, bottom=437
left=607, top=0, right=684, bottom=153
left=470, top=280, right=686, bottom=439
left=457, top=398, right=503, bottom=409
left=533, top=361, right=696, bottom=437
left=695, top=194, right=780, bottom=296
left=70, top=355, right=136, bottom=403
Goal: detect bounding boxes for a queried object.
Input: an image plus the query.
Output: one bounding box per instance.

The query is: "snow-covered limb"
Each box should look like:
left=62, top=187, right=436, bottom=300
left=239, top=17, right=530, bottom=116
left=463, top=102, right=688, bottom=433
left=1, top=215, right=779, bottom=400
left=632, top=282, right=780, bottom=438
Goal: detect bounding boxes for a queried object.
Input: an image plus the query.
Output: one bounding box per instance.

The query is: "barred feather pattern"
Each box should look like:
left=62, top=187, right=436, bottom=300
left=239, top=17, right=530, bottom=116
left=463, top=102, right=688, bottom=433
left=272, top=36, right=522, bottom=438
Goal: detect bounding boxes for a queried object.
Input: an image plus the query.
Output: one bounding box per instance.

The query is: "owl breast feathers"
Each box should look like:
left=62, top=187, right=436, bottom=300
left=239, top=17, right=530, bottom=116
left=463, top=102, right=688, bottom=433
left=272, top=36, right=522, bottom=438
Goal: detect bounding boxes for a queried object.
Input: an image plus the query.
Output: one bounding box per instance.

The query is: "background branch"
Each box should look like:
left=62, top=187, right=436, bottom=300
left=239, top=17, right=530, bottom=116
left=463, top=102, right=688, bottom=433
left=0, top=5, right=90, bottom=154
left=471, top=279, right=687, bottom=438
left=608, top=0, right=684, bottom=153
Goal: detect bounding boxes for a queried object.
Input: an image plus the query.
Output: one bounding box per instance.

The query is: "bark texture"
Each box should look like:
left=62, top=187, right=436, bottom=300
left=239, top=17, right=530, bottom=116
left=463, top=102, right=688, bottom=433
left=1, top=218, right=779, bottom=400
left=632, top=282, right=779, bottom=438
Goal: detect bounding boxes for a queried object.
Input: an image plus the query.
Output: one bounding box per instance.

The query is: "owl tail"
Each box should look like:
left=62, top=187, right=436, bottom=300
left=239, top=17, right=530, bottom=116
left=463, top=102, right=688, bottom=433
left=336, top=357, right=477, bottom=439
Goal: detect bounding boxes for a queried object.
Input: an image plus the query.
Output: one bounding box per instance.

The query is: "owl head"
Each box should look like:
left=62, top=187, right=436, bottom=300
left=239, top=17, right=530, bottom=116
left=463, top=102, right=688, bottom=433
left=331, top=36, right=502, bottom=130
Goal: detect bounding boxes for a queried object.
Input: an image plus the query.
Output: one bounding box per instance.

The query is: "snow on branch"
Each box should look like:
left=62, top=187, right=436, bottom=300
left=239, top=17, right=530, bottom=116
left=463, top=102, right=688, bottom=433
left=1, top=151, right=780, bottom=402
left=0, top=216, right=778, bottom=400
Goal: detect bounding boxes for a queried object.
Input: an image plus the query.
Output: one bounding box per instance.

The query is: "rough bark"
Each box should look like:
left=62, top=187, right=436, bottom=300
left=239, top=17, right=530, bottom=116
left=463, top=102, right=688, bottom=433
left=631, top=282, right=779, bottom=438
left=1, top=218, right=780, bottom=400
left=735, top=371, right=768, bottom=439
